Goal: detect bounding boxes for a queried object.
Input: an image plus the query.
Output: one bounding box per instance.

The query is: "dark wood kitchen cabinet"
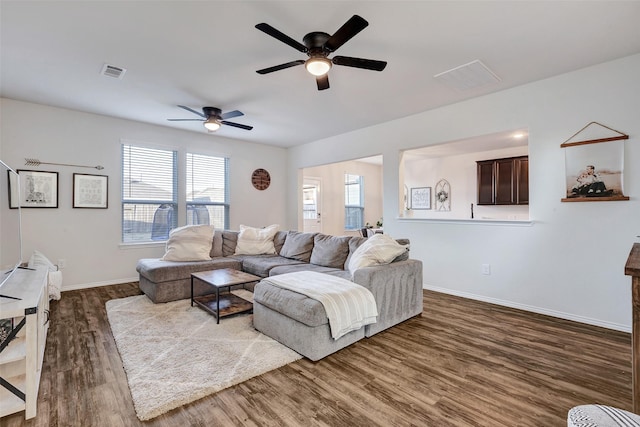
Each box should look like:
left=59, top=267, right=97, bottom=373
left=477, top=156, right=528, bottom=205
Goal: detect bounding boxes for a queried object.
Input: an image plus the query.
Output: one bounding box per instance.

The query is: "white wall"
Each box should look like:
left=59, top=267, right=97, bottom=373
left=404, top=145, right=529, bottom=220
left=0, top=99, right=287, bottom=290
left=303, top=160, right=383, bottom=236
left=287, top=53, right=640, bottom=332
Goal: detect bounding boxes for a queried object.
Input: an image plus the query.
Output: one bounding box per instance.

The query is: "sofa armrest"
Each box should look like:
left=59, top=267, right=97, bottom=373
left=352, top=259, right=423, bottom=337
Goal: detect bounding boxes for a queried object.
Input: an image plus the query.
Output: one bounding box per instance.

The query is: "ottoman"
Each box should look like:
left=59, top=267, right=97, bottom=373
left=568, top=405, right=640, bottom=426
left=253, top=278, right=366, bottom=361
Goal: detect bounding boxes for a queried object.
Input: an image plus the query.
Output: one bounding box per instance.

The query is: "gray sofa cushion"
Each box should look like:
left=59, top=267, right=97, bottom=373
left=253, top=280, right=328, bottom=327
left=394, top=238, right=410, bottom=262
left=210, top=230, right=224, bottom=258
left=221, top=230, right=238, bottom=256
left=310, top=234, right=351, bottom=268
left=345, top=236, right=367, bottom=269
left=136, top=257, right=242, bottom=283
left=279, top=231, right=316, bottom=262
left=274, top=231, right=287, bottom=254
left=231, top=255, right=306, bottom=278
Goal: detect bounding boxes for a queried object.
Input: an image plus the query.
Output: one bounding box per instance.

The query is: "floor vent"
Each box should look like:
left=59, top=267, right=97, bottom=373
left=100, top=63, right=127, bottom=79
left=434, top=60, right=500, bottom=91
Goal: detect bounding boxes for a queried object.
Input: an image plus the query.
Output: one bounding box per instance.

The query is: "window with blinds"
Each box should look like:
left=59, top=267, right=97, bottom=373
left=121, top=144, right=177, bottom=243
left=186, top=153, right=229, bottom=229
left=345, top=173, right=364, bottom=230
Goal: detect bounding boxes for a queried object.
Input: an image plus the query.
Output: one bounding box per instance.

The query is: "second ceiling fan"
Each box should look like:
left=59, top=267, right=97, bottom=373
left=255, top=15, right=387, bottom=91
left=167, top=105, right=253, bottom=132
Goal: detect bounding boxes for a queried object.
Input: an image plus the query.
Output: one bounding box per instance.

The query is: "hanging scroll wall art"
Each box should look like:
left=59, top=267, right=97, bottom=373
left=561, top=122, right=629, bottom=202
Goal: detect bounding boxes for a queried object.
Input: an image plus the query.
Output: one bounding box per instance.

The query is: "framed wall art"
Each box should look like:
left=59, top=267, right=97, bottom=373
left=73, top=173, right=108, bottom=208
left=561, top=122, right=629, bottom=202
left=410, top=187, right=431, bottom=210
left=15, top=169, right=58, bottom=208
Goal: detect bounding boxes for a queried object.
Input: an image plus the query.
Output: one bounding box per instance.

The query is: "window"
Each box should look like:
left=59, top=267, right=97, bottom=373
left=122, top=144, right=177, bottom=243
left=121, top=145, right=230, bottom=243
left=345, top=173, right=364, bottom=230
left=186, top=153, right=229, bottom=229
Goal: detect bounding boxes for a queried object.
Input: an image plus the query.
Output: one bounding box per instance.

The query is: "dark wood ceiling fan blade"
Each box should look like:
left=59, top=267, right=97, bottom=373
left=256, top=60, right=305, bottom=74
left=167, top=118, right=204, bottom=121
left=324, top=15, right=368, bottom=52
left=221, top=110, right=244, bottom=120
left=316, top=74, right=330, bottom=91
left=177, top=105, right=206, bottom=118
left=255, top=23, right=308, bottom=53
left=221, top=121, right=253, bottom=131
left=332, top=56, right=387, bottom=71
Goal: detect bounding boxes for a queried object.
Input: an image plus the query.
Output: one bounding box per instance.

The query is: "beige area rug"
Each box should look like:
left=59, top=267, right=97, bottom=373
left=106, top=292, right=302, bottom=421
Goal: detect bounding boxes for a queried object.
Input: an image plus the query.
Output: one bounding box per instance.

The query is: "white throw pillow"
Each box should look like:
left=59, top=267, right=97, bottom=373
left=161, top=225, right=214, bottom=262
left=234, top=224, right=279, bottom=255
left=28, top=250, right=57, bottom=272
left=28, top=250, right=62, bottom=300
left=348, top=233, right=408, bottom=273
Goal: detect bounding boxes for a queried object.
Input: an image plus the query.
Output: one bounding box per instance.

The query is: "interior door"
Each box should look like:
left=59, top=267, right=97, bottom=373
left=303, top=178, right=322, bottom=233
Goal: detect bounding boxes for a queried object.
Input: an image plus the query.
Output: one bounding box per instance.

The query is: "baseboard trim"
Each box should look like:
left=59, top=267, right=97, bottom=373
left=424, top=285, right=631, bottom=333
left=62, top=277, right=139, bottom=292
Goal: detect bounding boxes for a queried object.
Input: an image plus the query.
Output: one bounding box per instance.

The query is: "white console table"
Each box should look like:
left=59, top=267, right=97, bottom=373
left=0, top=266, right=49, bottom=420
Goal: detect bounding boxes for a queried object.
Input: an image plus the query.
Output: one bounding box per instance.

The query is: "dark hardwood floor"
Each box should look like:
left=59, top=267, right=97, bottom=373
left=3, top=284, right=632, bottom=427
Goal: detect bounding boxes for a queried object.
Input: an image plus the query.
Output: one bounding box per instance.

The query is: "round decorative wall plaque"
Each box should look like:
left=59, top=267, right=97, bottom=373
left=251, top=168, right=271, bottom=190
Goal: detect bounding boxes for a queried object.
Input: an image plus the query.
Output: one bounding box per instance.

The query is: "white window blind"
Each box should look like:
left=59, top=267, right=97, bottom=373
left=121, top=144, right=177, bottom=242
left=186, top=153, right=229, bottom=229
left=345, top=173, right=364, bottom=230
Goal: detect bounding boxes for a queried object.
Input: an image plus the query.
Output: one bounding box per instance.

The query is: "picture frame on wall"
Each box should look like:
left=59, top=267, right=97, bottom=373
left=410, top=186, right=431, bottom=210
left=8, top=170, right=19, bottom=209
left=73, top=173, right=108, bottom=208
left=561, top=121, right=629, bottom=202
left=14, top=169, right=59, bottom=208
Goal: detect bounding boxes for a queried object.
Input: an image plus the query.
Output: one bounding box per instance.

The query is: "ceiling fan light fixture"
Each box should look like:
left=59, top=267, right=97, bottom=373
left=203, top=117, right=221, bottom=131
left=305, top=57, right=332, bottom=76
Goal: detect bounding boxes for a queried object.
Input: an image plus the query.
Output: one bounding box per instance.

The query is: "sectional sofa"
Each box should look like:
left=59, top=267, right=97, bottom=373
left=136, top=228, right=423, bottom=359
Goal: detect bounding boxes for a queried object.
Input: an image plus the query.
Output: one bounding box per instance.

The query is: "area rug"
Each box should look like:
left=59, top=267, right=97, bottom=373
left=105, top=292, right=302, bottom=421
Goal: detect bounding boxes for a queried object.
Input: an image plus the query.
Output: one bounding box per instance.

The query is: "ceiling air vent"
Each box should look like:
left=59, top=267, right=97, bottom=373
left=434, top=60, right=500, bottom=91
left=100, top=63, right=127, bottom=79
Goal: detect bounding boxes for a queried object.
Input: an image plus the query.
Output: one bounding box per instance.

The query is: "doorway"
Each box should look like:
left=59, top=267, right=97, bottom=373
left=303, top=178, right=322, bottom=233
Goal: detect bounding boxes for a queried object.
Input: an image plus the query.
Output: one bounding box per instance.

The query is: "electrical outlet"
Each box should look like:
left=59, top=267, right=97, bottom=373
left=482, top=264, right=491, bottom=275
left=58, top=259, right=66, bottom=269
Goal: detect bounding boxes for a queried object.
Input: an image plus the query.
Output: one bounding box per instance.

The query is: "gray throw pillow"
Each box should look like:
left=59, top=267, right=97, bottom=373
left=310, top=234, right=351, bottom=269
left=279, top=231, right=316, bottom=262
left=274, top=231, right=287, bottom=254
left=221, top=230, right=238, bottom=257
left=345, top=236, right=367, bottom=269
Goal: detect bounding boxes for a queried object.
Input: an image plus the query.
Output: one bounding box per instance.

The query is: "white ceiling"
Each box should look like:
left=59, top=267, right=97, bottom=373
left=2, top=1, right=640, bottom=148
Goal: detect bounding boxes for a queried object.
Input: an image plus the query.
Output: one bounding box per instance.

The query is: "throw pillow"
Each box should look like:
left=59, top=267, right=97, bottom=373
left=234, top=224, right=279, bottom=255
left=279, top=231, right=316, bottom=262
left=309, top=234, right=351, bottom=269
left=161, top=225, right=214, bottom=261
left=347, top=233, right=409, bottom=274
left=27, top=250, right=63, bottom=300
left=28, top=250, right=57, bottom=272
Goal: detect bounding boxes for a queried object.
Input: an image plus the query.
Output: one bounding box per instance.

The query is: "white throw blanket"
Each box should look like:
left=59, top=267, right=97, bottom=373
left=261, top=271, right=377, bottom=340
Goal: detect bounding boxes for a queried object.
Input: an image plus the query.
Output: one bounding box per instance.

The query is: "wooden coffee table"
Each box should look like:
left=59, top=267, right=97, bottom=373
left=190, top=269, right=260, bottom=324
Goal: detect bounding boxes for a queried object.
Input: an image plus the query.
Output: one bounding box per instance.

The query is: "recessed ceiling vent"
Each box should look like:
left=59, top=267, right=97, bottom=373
left=100, top=63, right=127, bottom=79
left=434, top=60, right=500, bottom=91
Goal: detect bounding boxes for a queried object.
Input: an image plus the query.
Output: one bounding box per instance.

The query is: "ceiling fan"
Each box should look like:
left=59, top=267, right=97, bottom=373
left=255, top=15, right=387, bottom=91
left=167, top=105, right=253, bottom=132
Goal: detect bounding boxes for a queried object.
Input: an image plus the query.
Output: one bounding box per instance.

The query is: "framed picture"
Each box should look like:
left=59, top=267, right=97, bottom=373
left=15, top=170, right=58, bottom=208
left=410, top=187, right=431, bottom=210
left=8, top=170, right=19, bottom=209
left=73, top=173, right=108, bottom=208
left=561, top=122, right=629, bottom=202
